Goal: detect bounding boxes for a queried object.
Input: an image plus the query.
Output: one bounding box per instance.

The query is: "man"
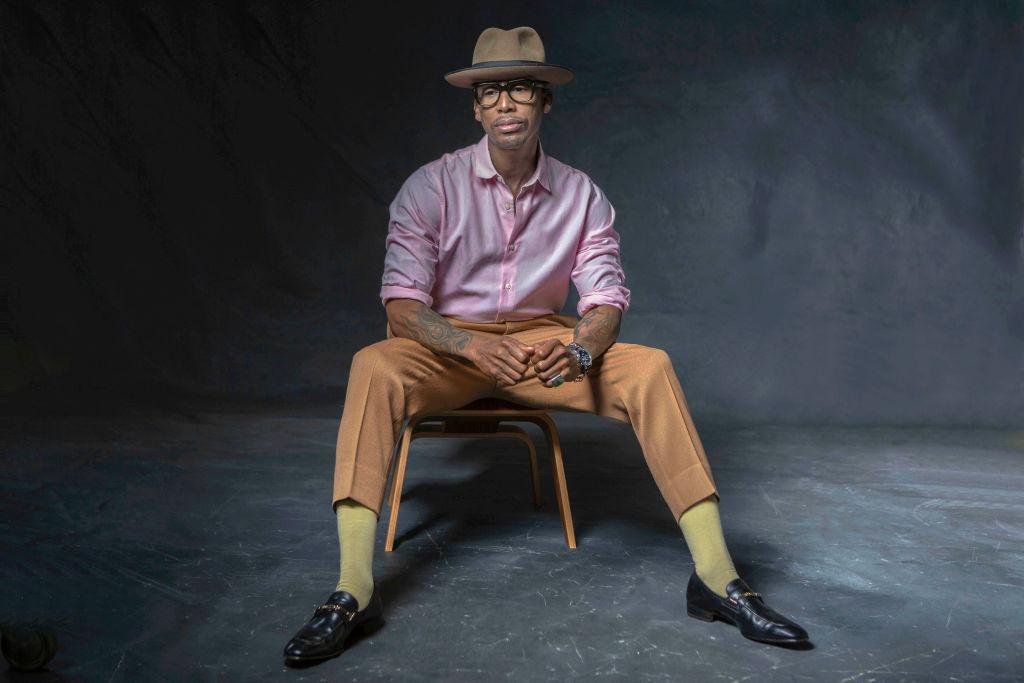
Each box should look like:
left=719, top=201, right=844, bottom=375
left=283, top=26, right=809, bottom=667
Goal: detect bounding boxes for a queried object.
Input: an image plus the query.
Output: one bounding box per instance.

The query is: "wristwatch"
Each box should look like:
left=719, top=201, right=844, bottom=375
left=565, top=342, right=592, bottom=381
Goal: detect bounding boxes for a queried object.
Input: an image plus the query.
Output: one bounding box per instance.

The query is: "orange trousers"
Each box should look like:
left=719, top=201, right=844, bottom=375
left=332, top=313, right=719, bottom=522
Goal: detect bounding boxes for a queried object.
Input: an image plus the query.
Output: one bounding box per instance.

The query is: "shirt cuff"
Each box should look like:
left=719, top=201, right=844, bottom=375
left=380, top=285, right=433, bottom=308
left=577, top=289, right=630, bottom=318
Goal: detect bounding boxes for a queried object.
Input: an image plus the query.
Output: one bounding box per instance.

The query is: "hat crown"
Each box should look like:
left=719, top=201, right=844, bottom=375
left=472, top=27, right=545, bottom=65
left=444, top=26, right=573, bottom=88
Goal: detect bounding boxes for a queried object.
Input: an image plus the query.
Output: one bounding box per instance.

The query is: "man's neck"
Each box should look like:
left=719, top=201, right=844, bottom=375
left=488, top=137, right=539, bottom=197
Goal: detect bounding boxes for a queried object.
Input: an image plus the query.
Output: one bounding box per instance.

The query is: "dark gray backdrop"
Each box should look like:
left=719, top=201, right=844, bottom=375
left=4, top=0, right=1022, bottom=425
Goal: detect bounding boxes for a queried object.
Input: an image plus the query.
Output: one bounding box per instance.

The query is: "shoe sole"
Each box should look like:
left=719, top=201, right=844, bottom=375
left=686, top=606, right=808, bottom=645
left=686, top=605, right=717, bottom=622
left=283, top=617, right=386, bottom=666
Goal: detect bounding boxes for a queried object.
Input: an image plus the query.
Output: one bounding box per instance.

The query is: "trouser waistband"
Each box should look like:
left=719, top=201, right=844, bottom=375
left=388, top=312, right=577, bottom=339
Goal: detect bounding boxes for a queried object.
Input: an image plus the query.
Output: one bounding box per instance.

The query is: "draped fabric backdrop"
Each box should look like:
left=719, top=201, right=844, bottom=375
left=3, top=0, right=1022, bottom=425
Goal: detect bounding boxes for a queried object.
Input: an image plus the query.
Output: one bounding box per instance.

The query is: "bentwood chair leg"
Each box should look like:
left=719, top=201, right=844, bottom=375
left=500, top=425, right=543, bottom=507
left=385, top=420, right=416, bottom=552
left=534, top=414, right=577, bottom=549
left=525, top=436, right=542, bottom=507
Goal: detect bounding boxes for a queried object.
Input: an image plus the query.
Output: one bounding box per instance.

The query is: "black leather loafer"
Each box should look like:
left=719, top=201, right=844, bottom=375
left=686, top=572, right=809, bottom=645
left=283, top=589, right=385, bottom=666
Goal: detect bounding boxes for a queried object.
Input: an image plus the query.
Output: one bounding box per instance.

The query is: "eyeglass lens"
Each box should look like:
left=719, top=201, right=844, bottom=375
left=474, top=80, right=538, bottom=107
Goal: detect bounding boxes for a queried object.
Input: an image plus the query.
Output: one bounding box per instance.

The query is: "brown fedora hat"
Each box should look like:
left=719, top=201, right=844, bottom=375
left=444, top=26, right=574, bottom=88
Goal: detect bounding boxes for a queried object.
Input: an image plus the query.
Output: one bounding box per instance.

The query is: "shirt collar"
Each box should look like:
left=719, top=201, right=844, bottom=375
left=473, top=133, right=552, bottom=194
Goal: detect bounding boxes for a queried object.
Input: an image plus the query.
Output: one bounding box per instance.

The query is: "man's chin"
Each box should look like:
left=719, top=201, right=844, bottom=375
left=489, top=132, right=525, bottom=149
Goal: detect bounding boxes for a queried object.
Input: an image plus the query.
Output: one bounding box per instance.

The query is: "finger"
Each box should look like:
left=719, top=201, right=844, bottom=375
left=503, top=339, right=534, bottom=364
left=495, top=365, right=519, bottom=385
left=541, top=368, right=567, bottom=386
left=537, top=348, right=569, bottom=373
left=532, top=339, right=558, bottom=363
left=542, top=338, right=561, bottom=354
left=510, top=363, right=528, bottom=383
left=529, top=341, right=552, bottom=367
left=538, top=358, right=570, bottom=382
left=497, top=353, right=528, bottom=377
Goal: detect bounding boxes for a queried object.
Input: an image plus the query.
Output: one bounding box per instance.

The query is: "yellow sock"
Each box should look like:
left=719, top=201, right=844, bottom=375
left=334, top=498, right=377, bottom=610
left=677, top=494, right=740, bottom=598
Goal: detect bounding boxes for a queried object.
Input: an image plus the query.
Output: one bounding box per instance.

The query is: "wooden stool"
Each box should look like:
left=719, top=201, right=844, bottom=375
left=384, top=397, right=577, bottom=551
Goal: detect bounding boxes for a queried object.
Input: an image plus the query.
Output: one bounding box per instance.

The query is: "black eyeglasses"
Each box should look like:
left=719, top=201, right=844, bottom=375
left=472, top=79, right=549, bottom=108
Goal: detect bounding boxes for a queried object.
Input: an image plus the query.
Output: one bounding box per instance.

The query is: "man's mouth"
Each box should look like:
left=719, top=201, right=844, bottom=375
left=495, top=120, right=524, bottom=133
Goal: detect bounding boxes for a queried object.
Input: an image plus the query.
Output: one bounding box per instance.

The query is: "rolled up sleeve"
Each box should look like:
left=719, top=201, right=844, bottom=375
left=380, top=167, right=442, bottom=308
left=571, top=181, right=631, bottom=318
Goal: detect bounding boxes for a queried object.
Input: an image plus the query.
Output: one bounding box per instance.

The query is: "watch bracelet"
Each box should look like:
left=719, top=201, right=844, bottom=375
left=566, top=341, right=592, bottom=381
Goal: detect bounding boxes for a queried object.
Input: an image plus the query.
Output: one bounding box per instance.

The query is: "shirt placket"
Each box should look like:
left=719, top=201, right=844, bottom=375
left=495, top=180, right=521, bottom=322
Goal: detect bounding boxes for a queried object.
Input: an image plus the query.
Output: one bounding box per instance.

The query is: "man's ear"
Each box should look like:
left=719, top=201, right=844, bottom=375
left=543, top=89, right=554, bottom=114
left=473, top=101, right=482, bottom=123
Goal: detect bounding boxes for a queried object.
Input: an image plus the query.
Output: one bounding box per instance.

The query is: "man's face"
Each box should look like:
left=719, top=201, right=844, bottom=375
left=473, top=77, right=554, bottom=152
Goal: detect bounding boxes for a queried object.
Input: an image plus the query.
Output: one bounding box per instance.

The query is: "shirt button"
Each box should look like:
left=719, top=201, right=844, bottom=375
left=507, top=244, right=516, bottom=252
left=503, top=202, right=512, bottom=211
left=504, top=282, right=512, bottom=290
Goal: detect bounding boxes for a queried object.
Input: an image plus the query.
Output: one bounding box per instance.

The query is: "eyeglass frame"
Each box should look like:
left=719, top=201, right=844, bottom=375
left=471, top=78, right=551, bottom=108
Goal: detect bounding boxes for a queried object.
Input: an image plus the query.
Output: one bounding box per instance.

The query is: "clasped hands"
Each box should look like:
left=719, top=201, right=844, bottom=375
left=467, top=335, right=582, bottom=387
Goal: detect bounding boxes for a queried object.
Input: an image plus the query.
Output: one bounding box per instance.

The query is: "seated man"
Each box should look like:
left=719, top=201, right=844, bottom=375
left=284, top=26, right=809, bottom=666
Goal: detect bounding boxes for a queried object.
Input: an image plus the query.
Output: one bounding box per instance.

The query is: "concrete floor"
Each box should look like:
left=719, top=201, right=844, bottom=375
left=2, top=397, right=1023, bottom=680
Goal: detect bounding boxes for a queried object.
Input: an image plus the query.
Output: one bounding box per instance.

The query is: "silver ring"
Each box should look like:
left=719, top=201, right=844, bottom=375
left=547, top=373, right=565, bottom=387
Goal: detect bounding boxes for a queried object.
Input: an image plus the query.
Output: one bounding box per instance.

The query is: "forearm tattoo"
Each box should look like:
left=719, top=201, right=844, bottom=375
left=392, top=303, right=475, bottom=359
left=573, top=304, right=622, bottom=360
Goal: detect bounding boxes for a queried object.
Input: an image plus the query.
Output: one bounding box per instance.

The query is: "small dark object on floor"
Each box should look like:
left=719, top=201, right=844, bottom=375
left=1, top=625, right=59, bottom=672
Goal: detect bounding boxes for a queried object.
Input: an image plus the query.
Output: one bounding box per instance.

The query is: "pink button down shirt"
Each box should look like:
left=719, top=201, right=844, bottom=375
left=379, top=134, right=631, bottom=323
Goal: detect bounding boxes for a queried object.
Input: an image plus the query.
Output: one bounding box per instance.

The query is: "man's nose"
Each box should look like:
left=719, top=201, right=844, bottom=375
left=496, top=90, right=516, bottom=111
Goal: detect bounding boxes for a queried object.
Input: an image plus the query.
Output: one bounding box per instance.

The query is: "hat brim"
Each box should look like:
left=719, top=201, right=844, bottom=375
left=444, top=60, right=574, bottom=88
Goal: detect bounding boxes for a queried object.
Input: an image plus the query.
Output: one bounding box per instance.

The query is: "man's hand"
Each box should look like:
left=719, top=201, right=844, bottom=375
left=466, top=335, right=536, bottom=386
left=529, top=338, right=583, bottom=386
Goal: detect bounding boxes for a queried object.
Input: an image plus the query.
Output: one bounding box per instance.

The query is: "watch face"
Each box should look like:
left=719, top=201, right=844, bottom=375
left=569, top=343, right=591, bottom=371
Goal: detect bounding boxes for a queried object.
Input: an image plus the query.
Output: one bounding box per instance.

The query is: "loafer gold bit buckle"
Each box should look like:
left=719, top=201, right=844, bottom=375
left=315, top=603, right=359, bottom=621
